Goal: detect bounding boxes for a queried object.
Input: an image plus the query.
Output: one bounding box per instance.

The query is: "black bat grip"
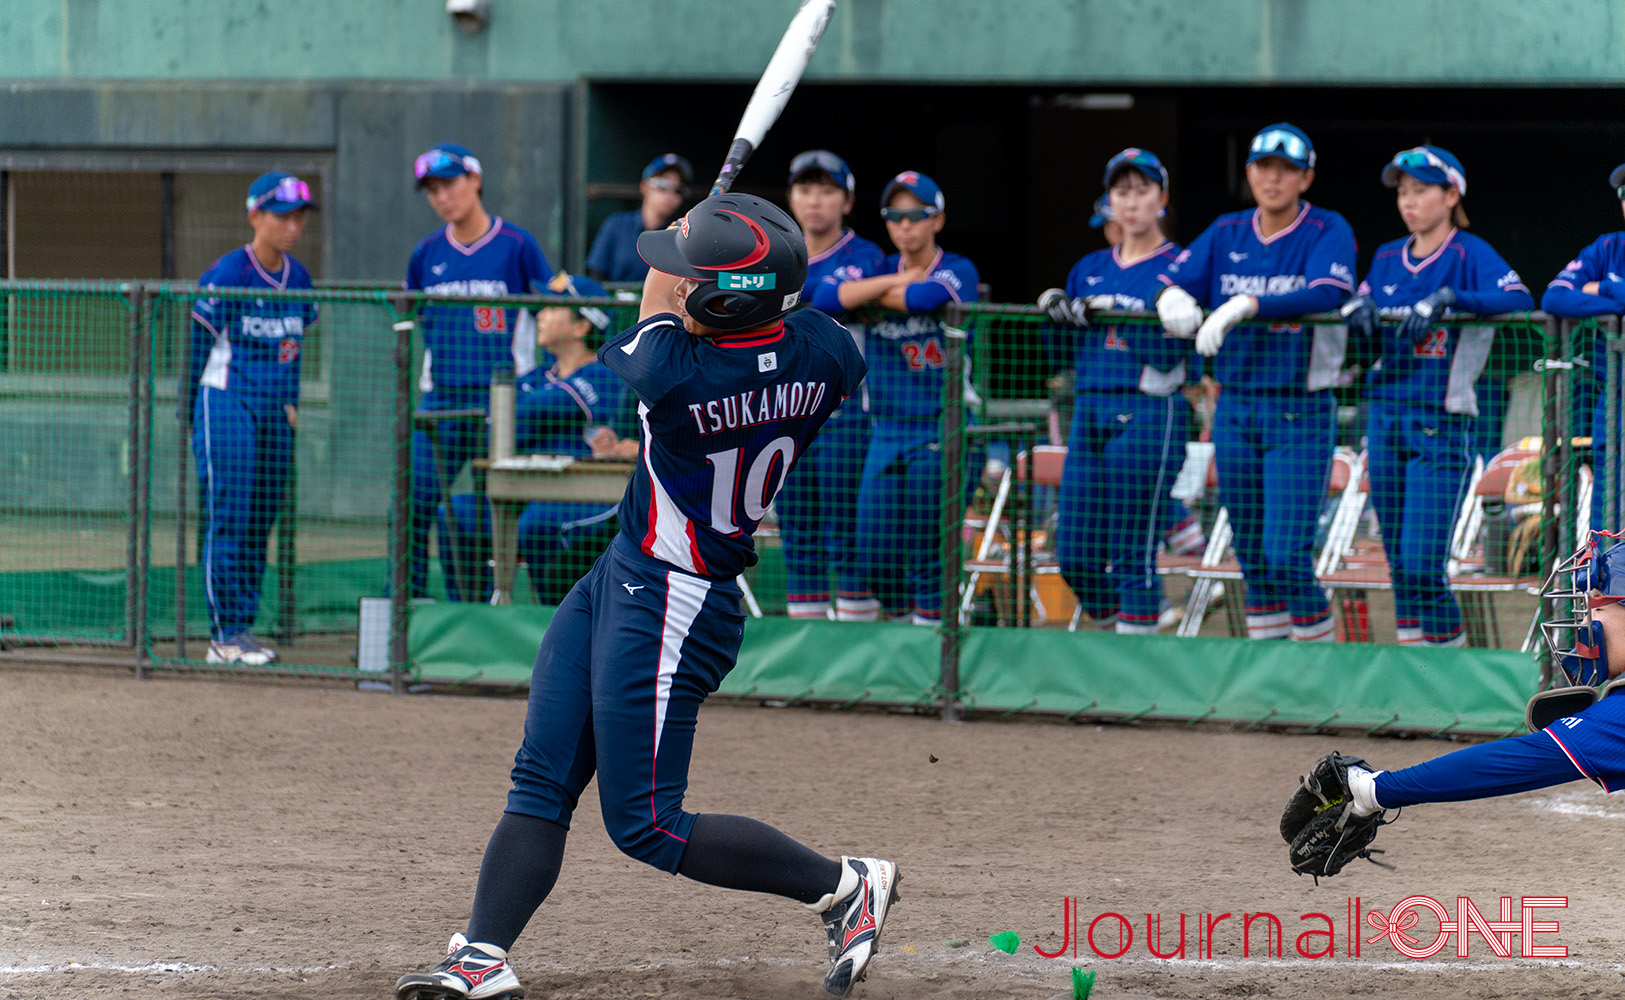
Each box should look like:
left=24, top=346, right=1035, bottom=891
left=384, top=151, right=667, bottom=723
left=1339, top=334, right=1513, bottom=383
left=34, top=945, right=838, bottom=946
left=710, top=138, right=757, bottom=196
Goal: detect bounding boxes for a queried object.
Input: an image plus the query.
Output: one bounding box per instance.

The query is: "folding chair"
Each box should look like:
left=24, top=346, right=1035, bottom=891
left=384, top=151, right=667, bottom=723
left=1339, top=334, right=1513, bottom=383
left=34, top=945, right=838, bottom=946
left=1449, top=445, right=1541, bottom=648
left=1178, top=447, right=1363, bottom=638
left=959, top=445, right=1068, bottom=626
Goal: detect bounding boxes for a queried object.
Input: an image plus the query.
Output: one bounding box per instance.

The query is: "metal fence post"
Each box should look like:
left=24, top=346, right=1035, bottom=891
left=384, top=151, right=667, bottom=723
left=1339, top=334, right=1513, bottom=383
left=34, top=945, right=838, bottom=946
left=137, top=283, right=156, bottom=675
left=277, top=451, right=298, bottom=646
left=938, top=307, right=968, bottom=723
left=176, top=307, right=189, bottom=659
left=389, top=292, right=417, bottom=695
left=1538, top=316, right=1563, bottom=687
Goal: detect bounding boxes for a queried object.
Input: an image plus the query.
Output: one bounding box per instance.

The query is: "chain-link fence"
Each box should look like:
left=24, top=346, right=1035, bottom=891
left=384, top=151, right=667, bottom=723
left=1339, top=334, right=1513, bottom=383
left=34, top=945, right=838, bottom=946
left=0, top=280, right=1592, bottom=705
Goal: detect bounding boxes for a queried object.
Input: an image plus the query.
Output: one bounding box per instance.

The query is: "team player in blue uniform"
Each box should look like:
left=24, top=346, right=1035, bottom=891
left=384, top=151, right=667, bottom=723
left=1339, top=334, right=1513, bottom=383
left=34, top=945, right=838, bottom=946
left=1310, top=535, right=1625, bottom=849
left=1157, top=123, right=1357, bottom=641
left=1341, top=146, right=1533, bottom=646
left=585, top=153, right=692, bottom=283
left=1038, top=148, right=1189, bottom=634
left=775, top=150, right=886, bottom=620
left=181, top=172, right=320, bottom=665
left=405, top=143, right=554, bottom=598
left=1541, top=162, right=1625, bottom=534
left=436, top=274, right=627, bottom=603
left=814, top=171, right=980, bottom=624
left=396, top=193, right=898, bottom=1000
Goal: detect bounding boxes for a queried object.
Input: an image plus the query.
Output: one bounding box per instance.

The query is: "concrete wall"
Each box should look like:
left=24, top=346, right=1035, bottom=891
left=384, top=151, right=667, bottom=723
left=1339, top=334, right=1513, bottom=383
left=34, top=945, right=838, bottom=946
left=3, top=0, right=1624, bottom=85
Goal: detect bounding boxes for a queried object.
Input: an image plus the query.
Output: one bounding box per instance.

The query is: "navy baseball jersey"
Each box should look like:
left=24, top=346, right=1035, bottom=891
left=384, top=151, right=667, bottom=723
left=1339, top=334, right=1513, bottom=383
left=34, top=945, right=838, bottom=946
left=184, top=246, right=318, bottom=414
left=1544, top=232, right=1625, bottom=378
left=838, top=249, right=980, bottom=422
left=586, top=209, right=656, bottom=284
left=804, top=229, right=886, bottom=308
left=1048, top=242, right=1188, bottom=395
left=1362, top=229, right=1532, bottom=414
left=405, top=219, right=553, bottom=389
left=515, top=361, right=627, bottom=456
left=599, top=309, right=867, bottom=578
left=1162, top=204, right=1357, bottom=390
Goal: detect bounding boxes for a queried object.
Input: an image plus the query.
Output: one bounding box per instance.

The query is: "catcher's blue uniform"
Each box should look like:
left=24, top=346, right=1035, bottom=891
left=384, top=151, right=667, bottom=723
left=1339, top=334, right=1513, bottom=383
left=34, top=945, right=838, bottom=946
left=1162, top=203, right=1356, bottom=640
left=437, top=361, right=628, bottom=602
left=776, top=229, right=886, bottom=618
left=1362, top=229, right=1532, bottom=645
left=1543, top=234, right=1625, bottom=533
left=404, top=219, right=553, bottom=596
left=1046, top=242, right=1190, bottom=632
left=824, top=249, right=980, bottom=621
left=182, top=247, right=319, bottom=641
left=504, top=308, right=865, bottom=871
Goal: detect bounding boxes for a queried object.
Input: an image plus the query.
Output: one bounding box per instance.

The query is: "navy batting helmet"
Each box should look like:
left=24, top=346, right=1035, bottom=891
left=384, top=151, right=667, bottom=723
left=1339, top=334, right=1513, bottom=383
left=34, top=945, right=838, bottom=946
left=636, top=193, right=808, bottom=333
left=1542, top=532, right=1625, bottom=687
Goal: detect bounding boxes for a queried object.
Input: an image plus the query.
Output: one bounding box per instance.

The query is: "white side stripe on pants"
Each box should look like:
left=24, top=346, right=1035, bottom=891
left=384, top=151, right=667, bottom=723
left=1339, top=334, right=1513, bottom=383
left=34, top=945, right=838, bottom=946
left=653, top=573, right=711, bottom=756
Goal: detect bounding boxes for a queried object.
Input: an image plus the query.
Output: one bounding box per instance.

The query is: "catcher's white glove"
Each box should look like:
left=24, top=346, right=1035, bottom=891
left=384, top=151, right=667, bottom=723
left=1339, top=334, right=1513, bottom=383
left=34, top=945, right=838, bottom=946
left=1195, top=293, right=1256, bottom=357
left=1156, top=285, right=1203, bottom=337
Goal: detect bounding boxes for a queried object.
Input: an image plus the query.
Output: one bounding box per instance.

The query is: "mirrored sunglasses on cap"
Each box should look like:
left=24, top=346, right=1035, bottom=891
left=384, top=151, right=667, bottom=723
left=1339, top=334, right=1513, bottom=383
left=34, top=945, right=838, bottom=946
left=790, top=150, right=853, bottom=186
left=413, top=149, right=482, bottom=179
left=1391, top=148, right=1467, bottom=195
left=881, top=205, right=940, bottom=223
left=1249, top=129, right=1313, bottom=166
left=247, top=177, right=313, bottom=211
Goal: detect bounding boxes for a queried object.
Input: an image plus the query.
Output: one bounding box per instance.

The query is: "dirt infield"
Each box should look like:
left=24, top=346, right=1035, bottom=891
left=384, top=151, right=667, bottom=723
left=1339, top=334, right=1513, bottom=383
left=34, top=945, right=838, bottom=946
left=3, top=664, right=1624, bottom=1000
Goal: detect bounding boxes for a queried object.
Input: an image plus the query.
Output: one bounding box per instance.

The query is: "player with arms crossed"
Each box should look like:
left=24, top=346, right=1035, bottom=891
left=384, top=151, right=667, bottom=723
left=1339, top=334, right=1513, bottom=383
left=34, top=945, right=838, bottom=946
left=1037, top=148, right=1189, bottom=634
left=815, top=171, right=980, bottom=624
left=777, top=149, right=885, bottom=620
left=1341, top=146, right=1532, bottom=647
left=181, top=171, right=320, bottom=665
left=405, top=142, right=554, bottom=598
left=1282, top=532, right=1625, bottom=880
left=1157, top=123, right=1357, bottom=641
left=395, top=193, right=897, bottom=1000
left=1541, top=162, right=1625, bottom=534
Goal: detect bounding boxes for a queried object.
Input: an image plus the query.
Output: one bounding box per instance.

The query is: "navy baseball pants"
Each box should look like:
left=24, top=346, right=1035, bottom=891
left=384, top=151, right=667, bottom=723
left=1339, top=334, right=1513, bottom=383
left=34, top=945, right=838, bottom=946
left=193, top=387, right=292, bottom=640
left=1214, top=390, right=1335, bottom=640
left=1366, top=402, right=1473, bottom=646
left=776, top=409, right=870, bottom=618
left=1055, top=391, right=1184, bottom=632
left=506, top=532, right=747, bottom=873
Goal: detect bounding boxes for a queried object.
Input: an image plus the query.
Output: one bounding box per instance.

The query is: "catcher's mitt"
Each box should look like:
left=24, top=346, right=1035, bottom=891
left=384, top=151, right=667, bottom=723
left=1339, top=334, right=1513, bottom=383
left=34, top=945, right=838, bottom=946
left=1280, top=752, right=1396, bottom=883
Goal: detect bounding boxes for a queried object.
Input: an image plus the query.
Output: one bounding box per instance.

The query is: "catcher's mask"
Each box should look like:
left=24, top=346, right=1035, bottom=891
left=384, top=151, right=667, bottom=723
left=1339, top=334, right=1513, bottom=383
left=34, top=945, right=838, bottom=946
left=1541, top=531, right=1625, bottom=687
left=636, top=193, right=808, bottom=333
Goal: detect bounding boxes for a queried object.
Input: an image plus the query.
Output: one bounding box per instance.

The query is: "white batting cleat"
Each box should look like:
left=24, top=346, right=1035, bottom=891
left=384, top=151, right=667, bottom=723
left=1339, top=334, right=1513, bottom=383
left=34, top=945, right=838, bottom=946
left=810, top=856, right=900, bottom=996
left=395, top=940, right=524, bottom=1000
left=206, top=631, right=276, bottom=666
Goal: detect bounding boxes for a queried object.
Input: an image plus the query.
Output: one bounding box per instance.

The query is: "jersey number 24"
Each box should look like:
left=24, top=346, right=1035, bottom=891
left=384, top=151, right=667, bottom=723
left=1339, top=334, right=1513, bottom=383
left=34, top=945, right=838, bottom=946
left=901, top=337, right=945, bottom=370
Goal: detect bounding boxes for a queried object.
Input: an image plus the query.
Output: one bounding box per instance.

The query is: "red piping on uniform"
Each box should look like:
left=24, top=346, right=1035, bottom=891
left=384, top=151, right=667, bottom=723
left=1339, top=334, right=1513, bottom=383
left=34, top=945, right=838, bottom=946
left=650, top=572, right=690, bottom=845
left=712, top=323, right=785, bottom=348
left=686, top=521, right=708, bottom=576
left=1545, top=729, right=1606, bottom=791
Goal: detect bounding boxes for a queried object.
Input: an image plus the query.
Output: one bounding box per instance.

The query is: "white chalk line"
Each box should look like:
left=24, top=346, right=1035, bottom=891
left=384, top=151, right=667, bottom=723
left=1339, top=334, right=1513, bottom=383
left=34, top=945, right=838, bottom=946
left=0, top=961, right=342, bottom=976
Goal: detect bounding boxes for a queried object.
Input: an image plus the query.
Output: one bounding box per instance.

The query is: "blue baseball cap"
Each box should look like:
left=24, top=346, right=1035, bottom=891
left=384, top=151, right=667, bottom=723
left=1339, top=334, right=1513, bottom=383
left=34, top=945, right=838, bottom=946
left=1609, top=163, right=1625, bottom=192
left=1382, top=145, right=1467, bottom=196
left=245, top=171, right=318, bottom=214
left=880, top=170, right=945, bottom=212
left=1103, top=148, right=1169, bottom=189
left=1088, top=194, right=1114, bottom=229
left=788, top=149, right=856, bottom=195
left=642, top=153, right=693, bottom=182
left=1246, top=123, right=1316, bottom=171
left=414, top=143, right=482, bottom=189
left=540, top=272, right=612, bottom=333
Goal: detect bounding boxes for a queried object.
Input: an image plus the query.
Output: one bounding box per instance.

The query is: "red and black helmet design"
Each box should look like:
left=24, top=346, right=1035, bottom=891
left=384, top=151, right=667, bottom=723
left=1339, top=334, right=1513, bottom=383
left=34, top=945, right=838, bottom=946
left=637, top=193, right=809, bottom=332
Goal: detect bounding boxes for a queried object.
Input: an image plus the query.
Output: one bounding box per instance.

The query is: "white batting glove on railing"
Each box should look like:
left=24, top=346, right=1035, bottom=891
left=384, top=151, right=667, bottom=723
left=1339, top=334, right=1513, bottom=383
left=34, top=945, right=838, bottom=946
left=1155, top=285, right=1202, bottom=337
left=1195, top=293, right=1257, bottom=357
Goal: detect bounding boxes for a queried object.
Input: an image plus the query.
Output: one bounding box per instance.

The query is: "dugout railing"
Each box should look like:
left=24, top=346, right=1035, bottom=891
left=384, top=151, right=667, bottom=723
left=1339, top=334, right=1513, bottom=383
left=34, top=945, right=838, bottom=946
left=0, top=281, right=1595, bottom=731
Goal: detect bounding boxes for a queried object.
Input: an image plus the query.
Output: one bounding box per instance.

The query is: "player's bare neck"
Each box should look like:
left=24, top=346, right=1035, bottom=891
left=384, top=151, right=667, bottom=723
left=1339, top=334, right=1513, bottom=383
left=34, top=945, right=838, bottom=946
left=1256, top=202, right=1301, bottom=239
left=900, top=244, right=937, bottom=271
left=450, top=208, right=494, bottom=247
left=551, top=341, right=595, bottom=378
left=248, top=239, right=284, bottom=274
left=1117, top=231, right=1165, bottom=265
left=1408, top=225, right=1454, bottom=262
left=804, top=226, right=842, bottom=257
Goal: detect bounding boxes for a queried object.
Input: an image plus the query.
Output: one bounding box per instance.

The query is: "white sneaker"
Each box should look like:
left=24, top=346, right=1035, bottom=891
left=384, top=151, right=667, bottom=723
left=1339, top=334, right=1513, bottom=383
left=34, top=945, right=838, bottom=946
left=206, top=631, right=276, bottom=666
left=395, top=939, right=523, bottom=1000
left=811, top=856, right=900, bottom=997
